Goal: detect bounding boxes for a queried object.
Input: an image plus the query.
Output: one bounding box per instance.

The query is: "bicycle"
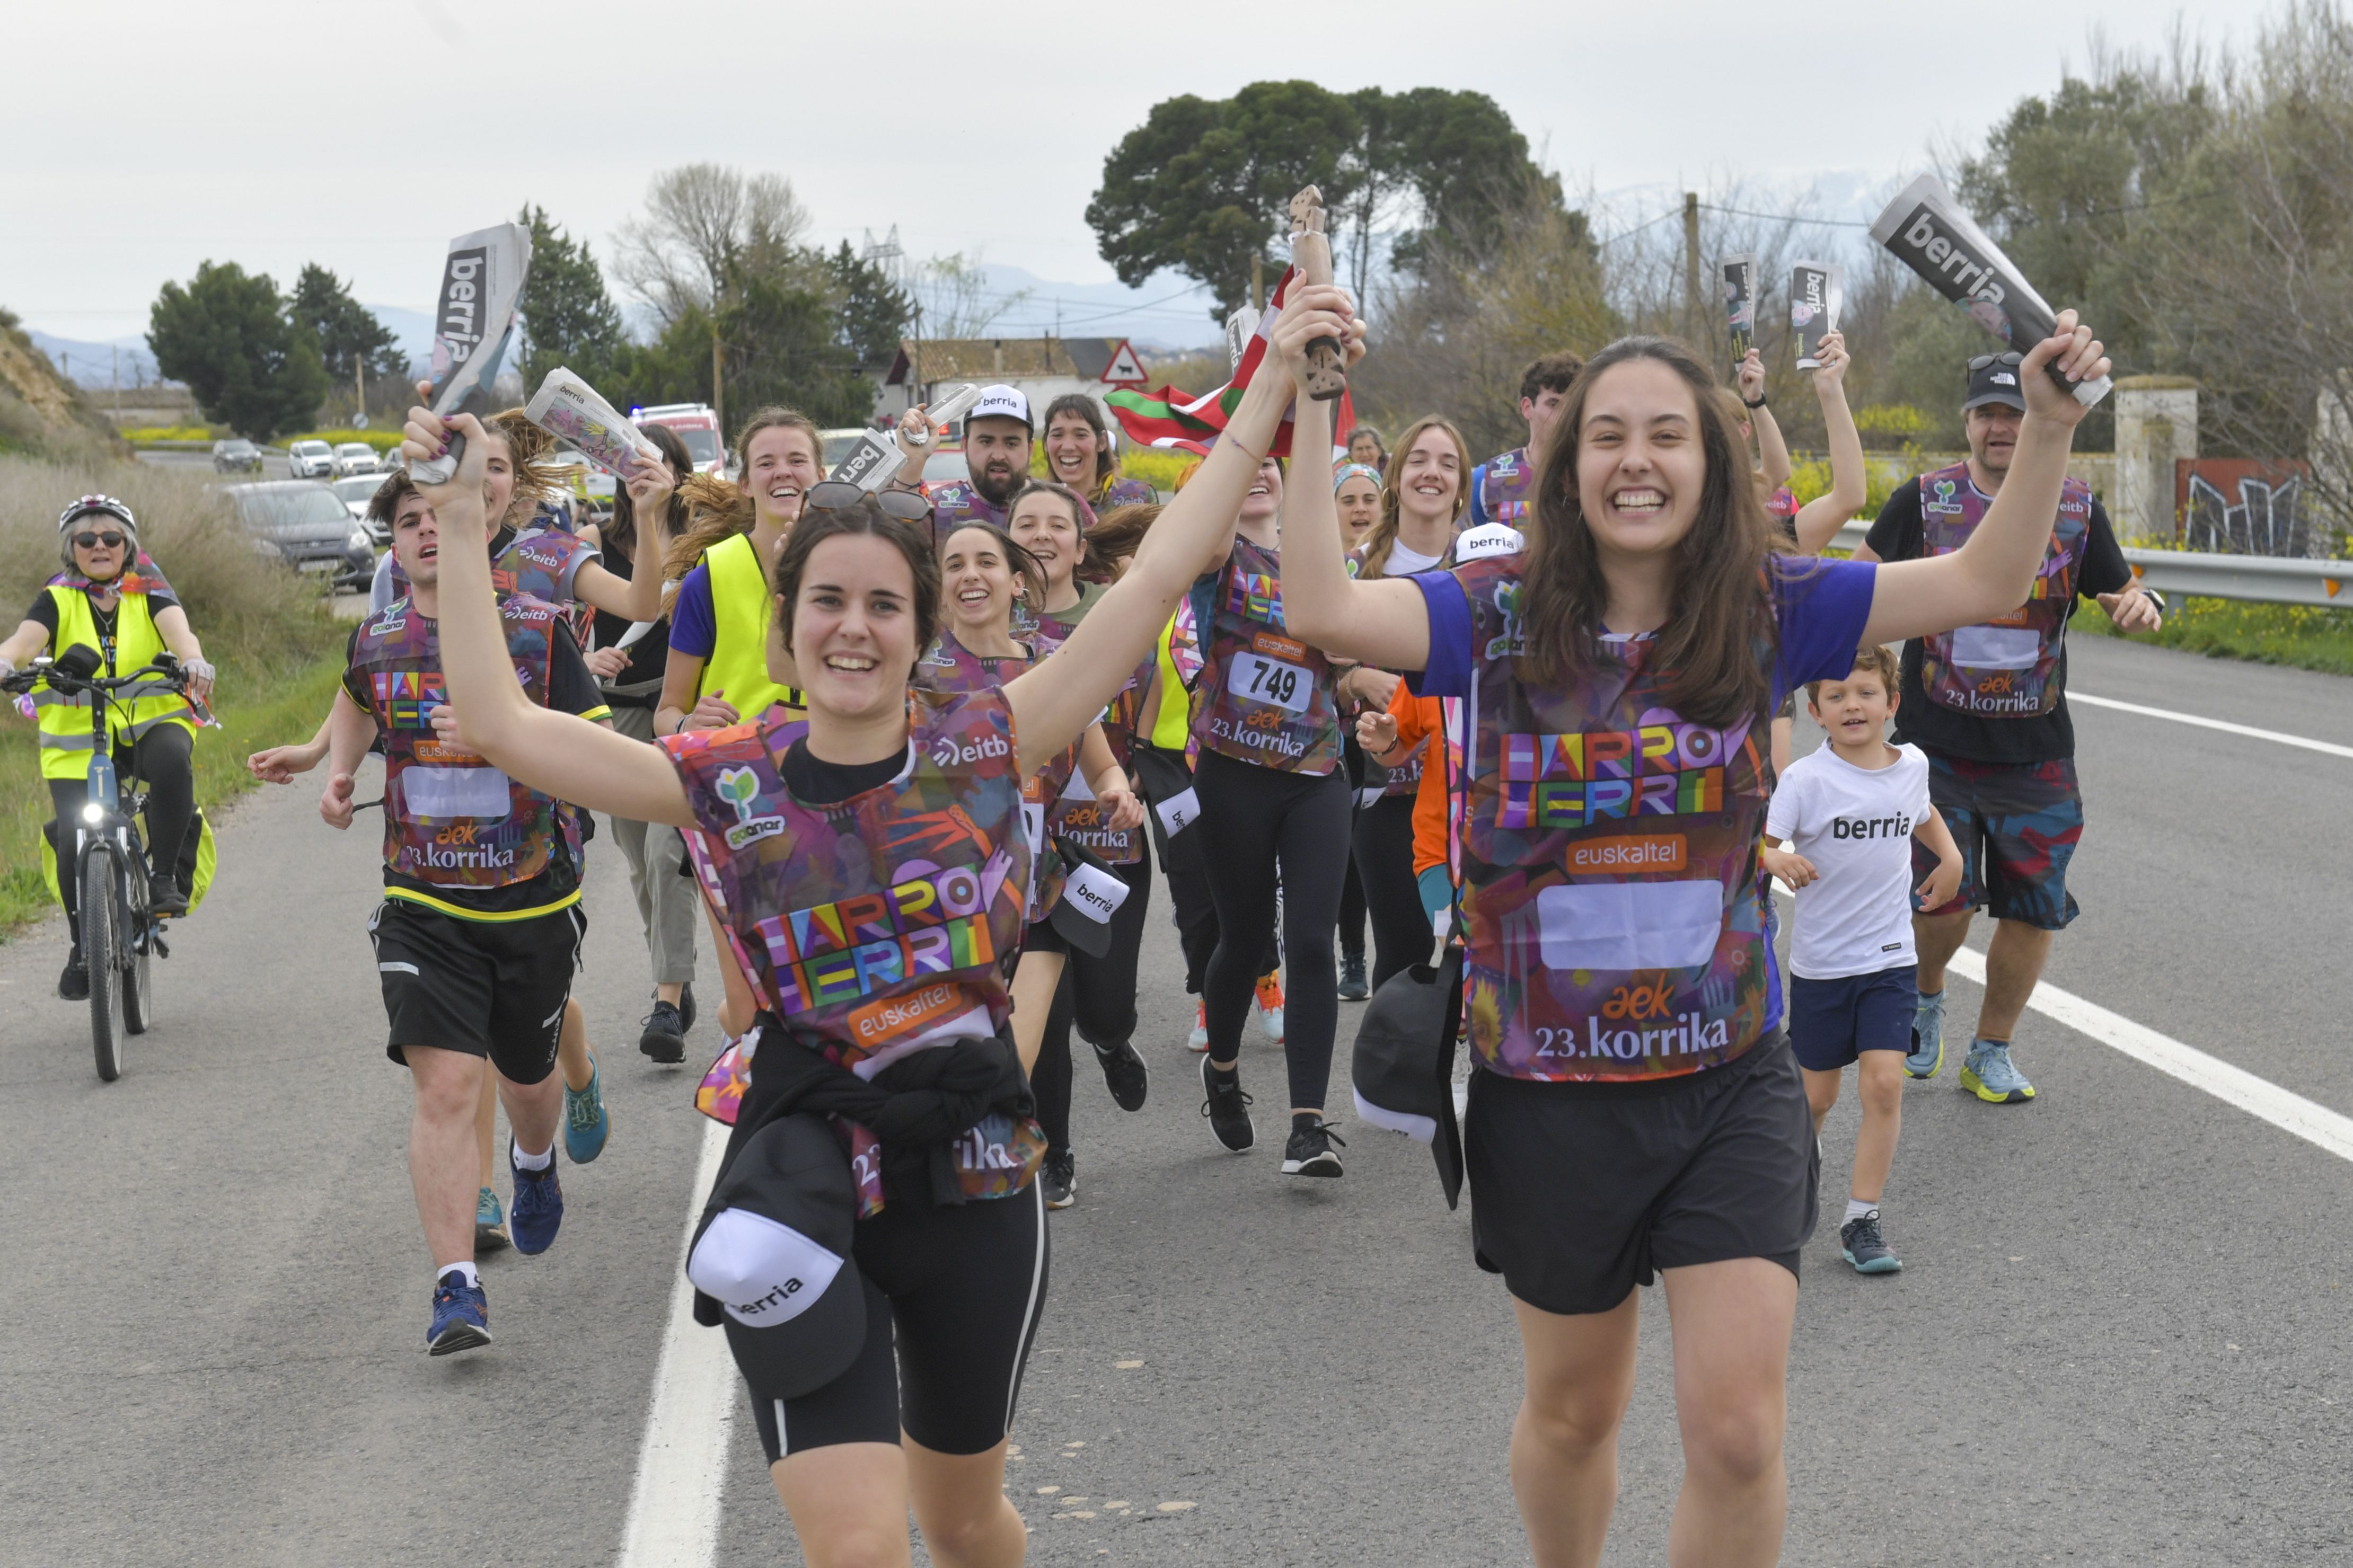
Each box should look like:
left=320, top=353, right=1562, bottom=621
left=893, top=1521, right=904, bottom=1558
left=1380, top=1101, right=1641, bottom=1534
left=6, top=645, right=200, bottom=1080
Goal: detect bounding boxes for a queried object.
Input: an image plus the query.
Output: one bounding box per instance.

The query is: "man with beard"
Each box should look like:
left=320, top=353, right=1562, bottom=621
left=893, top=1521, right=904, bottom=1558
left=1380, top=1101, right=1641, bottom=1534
left=888, top=383, right=1035, bottom=536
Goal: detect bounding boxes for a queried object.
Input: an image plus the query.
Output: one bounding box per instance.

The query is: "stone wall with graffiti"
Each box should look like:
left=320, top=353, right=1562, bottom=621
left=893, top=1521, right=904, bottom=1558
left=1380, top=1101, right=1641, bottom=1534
left=2174, top=458, right=2325, bottom=557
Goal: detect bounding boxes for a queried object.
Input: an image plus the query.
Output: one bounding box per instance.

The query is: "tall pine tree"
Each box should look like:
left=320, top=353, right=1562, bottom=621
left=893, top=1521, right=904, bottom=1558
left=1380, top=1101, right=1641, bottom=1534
left=517, top=203, right=630, bottom=396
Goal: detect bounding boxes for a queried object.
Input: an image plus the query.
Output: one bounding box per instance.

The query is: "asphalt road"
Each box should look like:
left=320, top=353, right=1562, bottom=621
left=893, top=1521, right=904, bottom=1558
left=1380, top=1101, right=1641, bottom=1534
left=1, top=636, right=2347, bottom=1566
left=136, top=446, right=300, bottom=482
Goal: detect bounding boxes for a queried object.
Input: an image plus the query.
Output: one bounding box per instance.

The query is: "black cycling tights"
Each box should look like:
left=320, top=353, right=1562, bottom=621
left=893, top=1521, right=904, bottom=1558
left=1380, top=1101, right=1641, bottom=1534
left=1352, top=792, right=1433, bottom=991
left=1195, top=748, right=1352, bottom=1111
left=1032, top=854, right=1152, bottom=1156
left=47, top=725, right=196, bottom=934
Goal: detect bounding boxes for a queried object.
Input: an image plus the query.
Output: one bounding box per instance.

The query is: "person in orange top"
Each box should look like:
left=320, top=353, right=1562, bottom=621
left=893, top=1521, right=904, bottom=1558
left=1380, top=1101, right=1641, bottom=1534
left=1357, top=677, right=1456, bottom=931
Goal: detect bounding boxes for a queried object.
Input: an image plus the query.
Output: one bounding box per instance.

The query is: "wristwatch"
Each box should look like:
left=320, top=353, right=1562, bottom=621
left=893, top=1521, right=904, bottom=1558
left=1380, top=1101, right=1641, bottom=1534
left=1742, top=393, right=1768, bottom=410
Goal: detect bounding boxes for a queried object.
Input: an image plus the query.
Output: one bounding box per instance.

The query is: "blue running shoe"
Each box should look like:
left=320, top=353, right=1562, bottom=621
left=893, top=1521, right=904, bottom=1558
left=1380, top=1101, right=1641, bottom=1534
left=1906, top=989, right=1946, bottom=1080
left=428, top=1271, right=491, bottom=1355
left=564, top=1059, right=610, bottom=1164
left=1961, top=1040, right=2035, bottom=1104
left=475, top=1186, right=509, bottom=1253
left=1839, top=1210, right=1903, bottom=1274
left=509, top=1146, right=564, bottom=1254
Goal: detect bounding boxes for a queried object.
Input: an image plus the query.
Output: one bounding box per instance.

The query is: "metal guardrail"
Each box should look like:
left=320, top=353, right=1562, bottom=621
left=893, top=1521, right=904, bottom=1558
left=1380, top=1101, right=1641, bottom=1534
left=1826, top=520, right=2348, bottom=608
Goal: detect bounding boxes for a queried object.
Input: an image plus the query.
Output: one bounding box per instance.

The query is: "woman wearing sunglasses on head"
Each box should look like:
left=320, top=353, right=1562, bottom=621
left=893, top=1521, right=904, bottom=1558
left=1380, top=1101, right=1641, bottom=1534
left=1, top=497, right=215, bottom=995
left=399, top=280, right=1361, bottom=1568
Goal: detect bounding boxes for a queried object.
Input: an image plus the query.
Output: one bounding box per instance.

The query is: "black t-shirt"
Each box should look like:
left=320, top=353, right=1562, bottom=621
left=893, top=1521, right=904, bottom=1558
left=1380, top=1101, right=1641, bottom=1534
left=782, top=737, right=910, bottom=805
left=587, top=529, right=673, bottom=697
left=1864, top=475, right=2133, bottom=765
left=341, top=608, right=611, bottom=915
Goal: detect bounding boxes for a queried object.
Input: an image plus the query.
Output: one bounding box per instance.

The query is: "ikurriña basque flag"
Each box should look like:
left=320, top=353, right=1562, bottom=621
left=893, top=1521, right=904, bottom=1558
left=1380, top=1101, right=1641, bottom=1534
left=1106, top=264, right=1354, bottom=462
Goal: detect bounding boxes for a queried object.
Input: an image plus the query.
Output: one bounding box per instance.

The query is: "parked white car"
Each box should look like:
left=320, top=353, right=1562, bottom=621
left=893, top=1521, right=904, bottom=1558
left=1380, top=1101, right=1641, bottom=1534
left=287, top=439, right=337, bottom=479
left=330, top=473, right=396, bottom=544
left=333, top=441, right=380, bottom=476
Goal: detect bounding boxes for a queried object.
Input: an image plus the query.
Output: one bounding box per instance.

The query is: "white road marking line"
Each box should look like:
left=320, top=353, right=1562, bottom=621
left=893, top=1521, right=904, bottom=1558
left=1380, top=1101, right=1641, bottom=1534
left=1773, top=887, right=2353, bottom=1166
left=617, top=1118, right=734, bottom=1568
left=2072, top=692, right=2353, bottom=761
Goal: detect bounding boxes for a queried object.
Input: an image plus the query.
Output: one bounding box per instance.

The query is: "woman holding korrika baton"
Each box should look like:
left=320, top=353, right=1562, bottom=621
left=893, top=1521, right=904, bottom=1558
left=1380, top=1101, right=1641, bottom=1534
left=1041, top=394, right=1157, bottom=513
left=1276, top=313, right=2109, bottom=1567
left=399, top=282, right=1359, bottom=1566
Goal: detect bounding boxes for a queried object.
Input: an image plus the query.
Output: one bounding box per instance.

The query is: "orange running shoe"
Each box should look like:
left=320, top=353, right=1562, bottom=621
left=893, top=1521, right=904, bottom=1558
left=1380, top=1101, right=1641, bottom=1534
left=1255, top=971, right=1286, bottom=1044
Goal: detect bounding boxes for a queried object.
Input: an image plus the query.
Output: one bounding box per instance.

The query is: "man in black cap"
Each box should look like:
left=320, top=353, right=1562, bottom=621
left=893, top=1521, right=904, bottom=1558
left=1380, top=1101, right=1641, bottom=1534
left=1853, top=351, right=2162, bottom=1106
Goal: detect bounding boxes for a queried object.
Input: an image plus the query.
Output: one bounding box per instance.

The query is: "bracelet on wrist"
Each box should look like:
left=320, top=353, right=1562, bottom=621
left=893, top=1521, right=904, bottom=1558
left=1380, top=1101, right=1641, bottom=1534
left=1742, top=393, right=1768, bottom=410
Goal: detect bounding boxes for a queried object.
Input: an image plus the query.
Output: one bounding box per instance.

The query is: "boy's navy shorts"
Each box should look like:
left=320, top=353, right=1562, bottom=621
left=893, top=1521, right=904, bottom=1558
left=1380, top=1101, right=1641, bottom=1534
left=1789, top=964, right=1917, bottom=1072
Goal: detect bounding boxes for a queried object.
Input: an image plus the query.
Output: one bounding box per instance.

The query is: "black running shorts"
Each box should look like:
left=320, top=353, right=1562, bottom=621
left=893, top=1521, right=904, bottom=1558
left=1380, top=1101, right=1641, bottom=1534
left=368, top=898, right=584, bottom=1085
left=750, top=1181, right=1049, bottom=1463
left=1465, top=1033, right=1819, bottom=1317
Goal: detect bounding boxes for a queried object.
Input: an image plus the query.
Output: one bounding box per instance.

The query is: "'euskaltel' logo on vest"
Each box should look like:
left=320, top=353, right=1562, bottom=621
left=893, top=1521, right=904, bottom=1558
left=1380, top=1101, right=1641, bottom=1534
left=716, top=765, right=786, bottom=849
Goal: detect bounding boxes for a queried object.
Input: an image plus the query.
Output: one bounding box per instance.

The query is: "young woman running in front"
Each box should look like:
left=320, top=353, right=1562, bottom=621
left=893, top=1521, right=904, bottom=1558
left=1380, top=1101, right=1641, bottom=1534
left=402, top=284, right=1357, bottom=1567
left=1277, top=317, right=2108, bottom=1567
left=921, top=510, right=1145, bottom=1209
left=1334, top=418, right=1471, bottom=991
left=1040, top=394, right=1156, bottom=513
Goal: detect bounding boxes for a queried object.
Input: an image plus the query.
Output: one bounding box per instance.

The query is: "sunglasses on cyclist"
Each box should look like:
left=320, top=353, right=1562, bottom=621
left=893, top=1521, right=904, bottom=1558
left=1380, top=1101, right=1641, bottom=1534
left=1968, top=351, right=2025, bottom=371
left=72, top=531, right=128, bottom=551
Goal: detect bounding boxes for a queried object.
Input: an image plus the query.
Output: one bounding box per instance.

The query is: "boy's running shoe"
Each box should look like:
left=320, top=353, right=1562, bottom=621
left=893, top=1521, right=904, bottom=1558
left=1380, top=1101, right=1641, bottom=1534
left=1186, top=998, right=1209, bottom=1053
left=1839, top=1210, right=1902, bottom=1274
left=508, top=1146, right=565, bottom=1254
left=427, top=1271, right=491, bottom=1355
left=475, top=1186, right=510, bottom=1253
left=1961, top=1041, right=2036, bottom=1104
left=1255, top=972, right=1286, bottom=1044
left=564, top=1060, right=610, bottom=1163
left=1281, top=1120, right=1346, bottom=1177
left=1200, top=1056, right=1255, bottom=1153
left=1041, top=1150, right=1076, bottom=1210
left=1092, top=1037, right=1149, bottom=1112
left=1905, top=989, right=1946, bottom=1079
left=639, top=1000, right=686, bottom=1063
left=1337, top=953, right=1369, bottom=1002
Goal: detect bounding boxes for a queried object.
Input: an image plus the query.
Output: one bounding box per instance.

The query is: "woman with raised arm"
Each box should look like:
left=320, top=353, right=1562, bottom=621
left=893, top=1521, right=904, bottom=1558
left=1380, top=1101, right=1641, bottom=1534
left=1275, top=314, right=2108, bottom=1568
left=404, top=284, right=1358, bottom=1568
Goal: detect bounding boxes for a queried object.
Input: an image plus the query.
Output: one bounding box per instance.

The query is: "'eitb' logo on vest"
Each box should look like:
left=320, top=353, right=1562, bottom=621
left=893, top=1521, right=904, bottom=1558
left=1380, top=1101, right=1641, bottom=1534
left=716, top=766, right=786, bottom=849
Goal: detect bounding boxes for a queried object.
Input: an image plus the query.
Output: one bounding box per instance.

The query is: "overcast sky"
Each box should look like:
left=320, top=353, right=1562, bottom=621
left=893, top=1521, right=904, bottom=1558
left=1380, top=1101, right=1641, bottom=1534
left=7, top=1, right=2250, bottom=347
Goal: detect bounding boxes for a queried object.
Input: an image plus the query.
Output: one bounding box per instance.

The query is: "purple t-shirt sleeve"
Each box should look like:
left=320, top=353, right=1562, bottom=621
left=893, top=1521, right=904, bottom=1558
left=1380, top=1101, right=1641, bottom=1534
left=667, top=566, right=716, bottom=659
left=1403, top=571, right=1474, bottom=699
left=1770, top=556, right=1876, bottom=705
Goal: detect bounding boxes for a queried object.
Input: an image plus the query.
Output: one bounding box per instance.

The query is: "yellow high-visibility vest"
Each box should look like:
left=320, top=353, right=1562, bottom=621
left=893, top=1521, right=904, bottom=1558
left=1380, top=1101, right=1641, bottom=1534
left=699, top=531, right=803, bottom=723
left=33, top=584, right=192, bottom=780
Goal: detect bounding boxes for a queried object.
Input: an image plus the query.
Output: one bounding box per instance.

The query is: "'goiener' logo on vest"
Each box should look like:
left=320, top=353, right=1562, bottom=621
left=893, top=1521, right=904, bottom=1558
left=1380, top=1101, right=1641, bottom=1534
left=716, top=766, right=786, bottom=848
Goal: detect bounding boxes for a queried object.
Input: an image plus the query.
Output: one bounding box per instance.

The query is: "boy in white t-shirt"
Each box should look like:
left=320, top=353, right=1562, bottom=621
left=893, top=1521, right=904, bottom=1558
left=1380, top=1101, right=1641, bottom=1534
left=1764, top=645, right=1963, bottom=1275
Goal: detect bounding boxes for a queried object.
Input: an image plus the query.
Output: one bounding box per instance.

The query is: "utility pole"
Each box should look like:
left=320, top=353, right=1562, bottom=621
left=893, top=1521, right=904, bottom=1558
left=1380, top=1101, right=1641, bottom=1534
left=1682, top=192, right=1703, bottom=348
left=356, top=356, right=366, bottom=426
left=1252, top=255, right=1264, bottom=315
left=112, top=345, right=120, bottom=421
left=710, top=327, right=725, bottom=449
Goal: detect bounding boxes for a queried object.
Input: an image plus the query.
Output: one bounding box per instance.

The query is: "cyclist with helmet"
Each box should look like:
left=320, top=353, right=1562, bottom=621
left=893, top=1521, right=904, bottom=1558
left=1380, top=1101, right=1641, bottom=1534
left=0, top=497, right=216, bottom=996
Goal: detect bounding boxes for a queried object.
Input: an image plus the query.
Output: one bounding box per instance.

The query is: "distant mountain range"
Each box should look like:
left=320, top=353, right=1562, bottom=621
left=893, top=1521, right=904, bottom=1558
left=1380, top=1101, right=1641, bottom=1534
left=26, top=268, right=1220, bottom=390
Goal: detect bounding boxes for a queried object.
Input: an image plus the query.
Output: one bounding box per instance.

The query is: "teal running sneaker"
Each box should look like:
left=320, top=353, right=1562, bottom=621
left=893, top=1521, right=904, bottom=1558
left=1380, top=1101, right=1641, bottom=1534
left=1961, top=1040, right=2036, bottom=1104
left=1839, top=1210, right=1902, bottom=1274
left=1906, top=988, right=1946, bottom=1080
left=564, top=1059, right=610, bottom=1164
left=475, top=1186, right=509, bottom=1254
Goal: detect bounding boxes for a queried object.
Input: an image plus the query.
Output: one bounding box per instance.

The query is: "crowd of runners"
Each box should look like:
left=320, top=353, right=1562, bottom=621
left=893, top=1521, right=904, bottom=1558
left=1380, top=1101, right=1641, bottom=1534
left=5, top=250, right=2162, bottom=1563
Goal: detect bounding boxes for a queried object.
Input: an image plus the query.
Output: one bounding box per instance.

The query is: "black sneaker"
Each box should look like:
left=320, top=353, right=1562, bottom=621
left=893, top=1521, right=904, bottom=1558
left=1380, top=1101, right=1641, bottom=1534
left=1839, top=1210, right=1902, bottom=1274
left=1200, top=1056, right=1255, bottom=1153
left=1092, top=1037, right=1149, bottom=1112
left=1281, top=1120, right=1346, bottom=1177
left=639, top=1000, right=686, bottom=1063
left=1337, top=952, right=1369, bottom=1002
left=59, top=950, right=88, bottom=1001
left=676, top=982, right=698, bottom=1034
left=148, top=870, right=189, bottom=917
left=1041, top=1150, right=1076, bottom=1210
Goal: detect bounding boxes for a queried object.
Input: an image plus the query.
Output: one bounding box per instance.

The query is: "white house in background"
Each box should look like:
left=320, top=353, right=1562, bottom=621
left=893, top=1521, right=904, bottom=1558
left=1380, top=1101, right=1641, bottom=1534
left=874, top=336, right=1149, bottom=428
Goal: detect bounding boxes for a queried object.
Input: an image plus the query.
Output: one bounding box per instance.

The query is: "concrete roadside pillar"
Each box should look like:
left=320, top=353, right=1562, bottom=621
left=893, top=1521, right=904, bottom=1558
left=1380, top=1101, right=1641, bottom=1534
left=2112, top=376, right=2199, bottom=542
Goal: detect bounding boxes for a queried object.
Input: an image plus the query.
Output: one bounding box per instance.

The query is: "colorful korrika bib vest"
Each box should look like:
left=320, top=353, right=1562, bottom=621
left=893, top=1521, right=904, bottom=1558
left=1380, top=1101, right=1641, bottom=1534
left=349, top=595, right=579, bottom=892
left=1192, top=535, right=1341, bottom=776
left=1092, top=475, right=1156, bottom=511
left=1032, top=605, right=1149, bottom=865
left=914, top=628, right=1079, bottom=916
left=922, top=479, right=1008, bottom=533
left=1480, top=446, right=1536, bottom=525
left=1450, top=553, right=1776, bottom=1083
left=31, top=582, right=197, bottom=780
left=1916, top=462, right=2090, bottom=717
left=660, top=691, right=1045, bottom=1203
left=387, top=526, right=598, bottom=632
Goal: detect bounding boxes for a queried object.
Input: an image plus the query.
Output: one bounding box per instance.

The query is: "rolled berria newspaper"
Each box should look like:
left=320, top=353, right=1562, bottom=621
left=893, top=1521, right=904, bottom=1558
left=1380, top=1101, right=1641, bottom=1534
left=1721, top=254, right=1757, bottom=364
left=411, top=222, right=534, bottom=482
left=1870, top=173, right=2112, bottom=408
left=829, top=383, right=983, bottom=491
left=526, top=367, right=661, bottom=477
left=1790, top=260, right=1842, bottom=370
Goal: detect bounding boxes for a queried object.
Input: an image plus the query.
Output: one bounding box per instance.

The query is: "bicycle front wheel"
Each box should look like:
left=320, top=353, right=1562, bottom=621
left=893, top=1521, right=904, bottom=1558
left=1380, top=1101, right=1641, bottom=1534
left=82, top=852, right=125, bottom=1082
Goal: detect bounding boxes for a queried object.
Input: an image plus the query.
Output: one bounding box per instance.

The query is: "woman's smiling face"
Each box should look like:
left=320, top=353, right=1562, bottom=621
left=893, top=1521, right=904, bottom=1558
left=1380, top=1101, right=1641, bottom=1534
left=1007, top=492, right=1081, bottom=593
left=1575, top=358, right=1705, bottom=560
left=1395, top=426, right=1462, bottom=522
left=938, top=525, right=1020, bottom=636
left=782, top=532, right=921, bottom=722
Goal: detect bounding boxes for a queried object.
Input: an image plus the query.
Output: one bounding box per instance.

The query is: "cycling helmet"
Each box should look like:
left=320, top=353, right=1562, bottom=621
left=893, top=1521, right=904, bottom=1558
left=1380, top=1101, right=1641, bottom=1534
left=57, top=494, right=139, bottom=572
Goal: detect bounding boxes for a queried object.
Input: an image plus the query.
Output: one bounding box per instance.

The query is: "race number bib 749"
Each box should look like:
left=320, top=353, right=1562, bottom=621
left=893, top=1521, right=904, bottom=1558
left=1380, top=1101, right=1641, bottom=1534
left=1231, top=651, right=1309, bottom=713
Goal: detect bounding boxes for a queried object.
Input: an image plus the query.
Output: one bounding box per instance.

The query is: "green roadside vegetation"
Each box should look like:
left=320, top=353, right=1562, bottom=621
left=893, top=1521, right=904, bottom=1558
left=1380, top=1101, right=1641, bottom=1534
left=2075, top=594, right=2353, bottom=678
left=0, top=450, right=348, bottom=938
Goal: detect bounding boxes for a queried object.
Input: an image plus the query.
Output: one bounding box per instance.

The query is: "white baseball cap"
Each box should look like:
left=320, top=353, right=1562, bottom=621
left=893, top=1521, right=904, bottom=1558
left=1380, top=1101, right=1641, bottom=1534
left=969, top=384, right=1032, bottom=431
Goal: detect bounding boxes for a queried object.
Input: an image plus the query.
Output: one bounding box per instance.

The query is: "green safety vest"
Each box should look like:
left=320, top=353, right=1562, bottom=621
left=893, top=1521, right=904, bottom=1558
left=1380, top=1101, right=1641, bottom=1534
left=698, top=531, right=802, bottom=722
left=33, top=584, right=194, bottom=780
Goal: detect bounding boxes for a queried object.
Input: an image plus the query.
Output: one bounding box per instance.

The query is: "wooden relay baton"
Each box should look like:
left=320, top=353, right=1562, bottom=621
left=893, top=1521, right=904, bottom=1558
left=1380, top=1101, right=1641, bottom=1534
left=1289, top=186, right=1347, bottom=402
